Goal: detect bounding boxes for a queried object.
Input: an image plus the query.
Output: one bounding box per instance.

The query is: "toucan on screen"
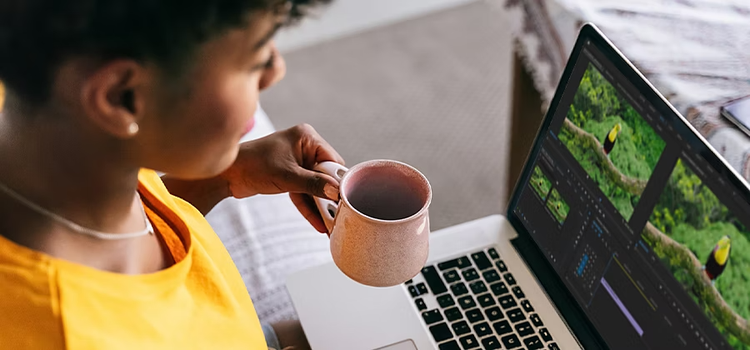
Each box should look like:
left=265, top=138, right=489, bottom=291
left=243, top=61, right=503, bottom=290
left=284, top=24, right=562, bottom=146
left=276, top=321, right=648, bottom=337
left=513, top=41, right=750, bottom=350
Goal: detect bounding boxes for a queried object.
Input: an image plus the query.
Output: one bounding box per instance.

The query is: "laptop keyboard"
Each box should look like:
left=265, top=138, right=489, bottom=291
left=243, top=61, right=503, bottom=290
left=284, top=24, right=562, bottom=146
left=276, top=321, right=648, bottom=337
left=406, top=247, right=559, bottom=350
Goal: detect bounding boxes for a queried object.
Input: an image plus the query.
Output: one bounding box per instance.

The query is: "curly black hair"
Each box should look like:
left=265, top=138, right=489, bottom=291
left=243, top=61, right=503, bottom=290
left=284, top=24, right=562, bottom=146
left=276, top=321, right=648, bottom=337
left=0, top=0, right=330, bottom=103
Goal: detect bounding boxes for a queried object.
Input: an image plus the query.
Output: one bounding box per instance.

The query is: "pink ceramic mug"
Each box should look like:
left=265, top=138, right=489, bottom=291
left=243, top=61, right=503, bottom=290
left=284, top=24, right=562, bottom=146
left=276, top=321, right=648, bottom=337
left=314, top=160, right=432, bottom=287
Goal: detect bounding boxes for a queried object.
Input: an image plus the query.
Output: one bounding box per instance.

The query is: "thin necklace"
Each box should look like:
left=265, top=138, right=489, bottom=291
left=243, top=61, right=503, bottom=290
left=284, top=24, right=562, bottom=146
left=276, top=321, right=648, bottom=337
left=0, top=181, right=153, bottom=240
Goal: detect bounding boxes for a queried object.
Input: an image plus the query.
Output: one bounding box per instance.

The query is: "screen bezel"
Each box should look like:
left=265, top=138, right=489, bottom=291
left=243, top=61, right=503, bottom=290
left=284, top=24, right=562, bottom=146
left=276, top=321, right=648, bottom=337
left=505, top=23, right=750, bottom=349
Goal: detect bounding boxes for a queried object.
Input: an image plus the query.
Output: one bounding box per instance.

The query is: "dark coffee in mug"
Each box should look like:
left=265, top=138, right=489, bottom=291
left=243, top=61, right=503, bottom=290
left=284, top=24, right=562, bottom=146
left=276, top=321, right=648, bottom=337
left=345, top=165, right=429, bottom=221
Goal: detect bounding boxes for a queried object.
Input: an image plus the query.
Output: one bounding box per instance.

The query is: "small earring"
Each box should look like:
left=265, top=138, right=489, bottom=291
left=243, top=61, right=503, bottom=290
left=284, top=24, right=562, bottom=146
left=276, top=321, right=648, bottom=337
left=127, top=123, right=139, bottom=135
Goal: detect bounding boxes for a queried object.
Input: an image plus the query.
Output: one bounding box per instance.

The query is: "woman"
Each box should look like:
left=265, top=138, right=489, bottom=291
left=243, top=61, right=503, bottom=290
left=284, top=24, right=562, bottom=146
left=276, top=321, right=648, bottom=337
left=0, top=0, right=338, bottom=349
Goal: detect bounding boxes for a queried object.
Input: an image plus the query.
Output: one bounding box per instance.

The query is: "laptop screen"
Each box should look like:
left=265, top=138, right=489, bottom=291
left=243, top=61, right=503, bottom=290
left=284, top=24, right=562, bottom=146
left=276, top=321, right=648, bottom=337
left=512, top=35, right=750, bottom=349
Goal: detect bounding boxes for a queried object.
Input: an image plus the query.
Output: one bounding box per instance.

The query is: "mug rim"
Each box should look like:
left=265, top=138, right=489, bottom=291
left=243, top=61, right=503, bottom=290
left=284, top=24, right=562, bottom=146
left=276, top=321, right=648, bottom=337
left=339, top=159, right=432, bottom=225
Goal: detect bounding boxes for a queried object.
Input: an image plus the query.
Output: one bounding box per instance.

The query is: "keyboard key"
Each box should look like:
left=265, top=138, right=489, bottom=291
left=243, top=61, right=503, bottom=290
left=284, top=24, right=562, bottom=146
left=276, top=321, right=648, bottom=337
left=501, top=333, right=522, bottom=349
left=482, top=270, right=501, bottom=283
left=422, top=309, right=443, bottom=324
left=507, top=308, right=526, bottom=323
left=481, top=335, right=502, bottom=350
left=530, top=313, right=544, bottom=327
left=523, top=335, right=544, bottom=350
left=422, top=266, right=448, bottom=295
left=462, top=268, right=479, bottom=282
left=490, top=282, right=509, bottom=296
left=405, top=279, right=413, bottom=284
left=415, top=298, right=427, bottom=311
left=473, top=322, right=492, bottom=337
left=459, top=334, right=480, bottom=349
left=515, top=321, right=534, bottom=337
left=416, top=283, right=428, bottom=295
left=458, top=295, right=476, bottom=310
left=540, top=328, right=553, bottom=342
left=521, top=299, right=534, bottom=313
left=438, top=256, right=472, bottom=270
left=503, top=273, right=517, bottom=286
left=492, top=320, right=513, bottom=335
left=429, top=323, right=453, bottom=343
left=549, top=342, right=560, bottom=350
left=484, top=306, right=504, bottom=321
left=469, top=280, right=487, bottom=294
left=408, top=285, right=420, bottom=297
left=496, top=260, right=508, bottom=273
left=443, top=270, right=461, bottom=283
left=445, top=307, right=463, bottom=322
left=470, top=251, right=492, bottom=270
left=438, top=340, right=460, bottom=350
left=477, top=294, right=496, bottom=307
left=488, top=247, right=500, bottom=260
left=512, top=285, right=525, bottom=299
left=437, top=294, right=456, bottom=308
left=498, top=295, right=517, bottom=309
left=451, top=320, right=471, bottom=336
left=451, top=282, right=468, bottom=296
left=466, top=308, right=484, bottom=323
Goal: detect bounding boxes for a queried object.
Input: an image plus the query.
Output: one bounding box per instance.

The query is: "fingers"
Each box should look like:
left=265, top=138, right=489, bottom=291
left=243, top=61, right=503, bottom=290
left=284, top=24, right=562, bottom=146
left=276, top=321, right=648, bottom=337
left=290, top=193, right=329, bottom=234
left=292, top=124, right=345, bottom=168
left=272, top=124, right=345, bottom=200
left=311, top=132, right=345, bottom=166
left=288, top=166, right=339, bottom=200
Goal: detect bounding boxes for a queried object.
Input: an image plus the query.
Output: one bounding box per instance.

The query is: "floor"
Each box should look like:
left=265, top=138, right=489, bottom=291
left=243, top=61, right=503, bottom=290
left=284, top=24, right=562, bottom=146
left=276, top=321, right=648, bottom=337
left=262, top=1, right=515, bottom=230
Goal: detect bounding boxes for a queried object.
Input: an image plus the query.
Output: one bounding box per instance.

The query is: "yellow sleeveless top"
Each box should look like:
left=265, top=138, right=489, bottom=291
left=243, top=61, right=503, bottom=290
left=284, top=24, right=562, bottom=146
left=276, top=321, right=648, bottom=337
left=0, top=169, right=267, bottom=349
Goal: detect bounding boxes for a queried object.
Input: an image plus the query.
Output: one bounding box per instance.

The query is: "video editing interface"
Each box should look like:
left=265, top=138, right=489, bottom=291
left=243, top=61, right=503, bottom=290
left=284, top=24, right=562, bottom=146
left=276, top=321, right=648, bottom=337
left=514, top=41, right=750, bottom=350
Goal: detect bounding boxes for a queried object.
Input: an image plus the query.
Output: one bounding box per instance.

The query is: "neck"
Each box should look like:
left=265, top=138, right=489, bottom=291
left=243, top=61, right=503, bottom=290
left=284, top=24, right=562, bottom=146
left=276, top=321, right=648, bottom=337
left=0, top=104, right=140, bottom=229
left=0, top=98, right=166, bottom=273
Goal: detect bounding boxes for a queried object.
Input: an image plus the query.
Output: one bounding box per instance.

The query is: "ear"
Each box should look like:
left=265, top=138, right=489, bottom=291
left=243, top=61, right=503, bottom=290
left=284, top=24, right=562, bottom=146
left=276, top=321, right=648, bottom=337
left=80, top=60, right=149, bottom=139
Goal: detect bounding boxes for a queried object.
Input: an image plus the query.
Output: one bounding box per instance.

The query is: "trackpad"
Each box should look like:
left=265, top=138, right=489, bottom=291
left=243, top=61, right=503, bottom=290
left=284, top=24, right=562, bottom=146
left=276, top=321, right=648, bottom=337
left=374, top=339, right=417, bottom=350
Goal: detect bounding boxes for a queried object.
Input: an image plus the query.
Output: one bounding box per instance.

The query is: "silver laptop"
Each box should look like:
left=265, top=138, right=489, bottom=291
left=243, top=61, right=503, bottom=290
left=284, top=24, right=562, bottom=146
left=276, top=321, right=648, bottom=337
left=287, top=23, right=750, bottom=350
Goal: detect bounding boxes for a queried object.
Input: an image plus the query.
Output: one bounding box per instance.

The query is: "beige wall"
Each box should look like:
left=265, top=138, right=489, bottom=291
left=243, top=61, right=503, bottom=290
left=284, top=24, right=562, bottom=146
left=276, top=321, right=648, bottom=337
left=276, top=0, right=476, bottom=52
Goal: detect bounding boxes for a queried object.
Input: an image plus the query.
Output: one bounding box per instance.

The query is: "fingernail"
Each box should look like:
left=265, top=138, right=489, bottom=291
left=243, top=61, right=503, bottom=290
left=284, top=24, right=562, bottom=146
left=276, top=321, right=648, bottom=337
left=324, top=183, right=339, bottom=200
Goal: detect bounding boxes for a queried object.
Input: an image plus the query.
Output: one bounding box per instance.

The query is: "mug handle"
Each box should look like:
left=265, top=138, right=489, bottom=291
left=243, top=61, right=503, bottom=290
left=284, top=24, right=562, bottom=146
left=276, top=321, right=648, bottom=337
left=313, top=161, right=349, bottom=232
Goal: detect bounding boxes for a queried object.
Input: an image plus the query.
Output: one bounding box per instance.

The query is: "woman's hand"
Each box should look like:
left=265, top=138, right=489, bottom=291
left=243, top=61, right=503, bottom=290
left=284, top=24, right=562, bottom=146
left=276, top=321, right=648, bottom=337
left=220, top=124, right=344, bottom=233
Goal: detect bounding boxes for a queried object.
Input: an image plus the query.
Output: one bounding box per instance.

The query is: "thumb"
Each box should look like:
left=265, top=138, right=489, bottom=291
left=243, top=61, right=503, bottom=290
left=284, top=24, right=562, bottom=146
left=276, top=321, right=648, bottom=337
left=289, top=167, right=340, bottom=201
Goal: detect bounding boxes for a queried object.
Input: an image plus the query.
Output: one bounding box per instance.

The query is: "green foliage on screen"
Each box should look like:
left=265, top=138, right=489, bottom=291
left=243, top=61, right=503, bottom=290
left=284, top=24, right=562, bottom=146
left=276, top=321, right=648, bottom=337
left=546, top=188, right=570, bottom=224
left=646, top=159, right=750, bottom=349
left=560, top=63, right=665, bottom=220
left=530, top=166, right=553, bottom=201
